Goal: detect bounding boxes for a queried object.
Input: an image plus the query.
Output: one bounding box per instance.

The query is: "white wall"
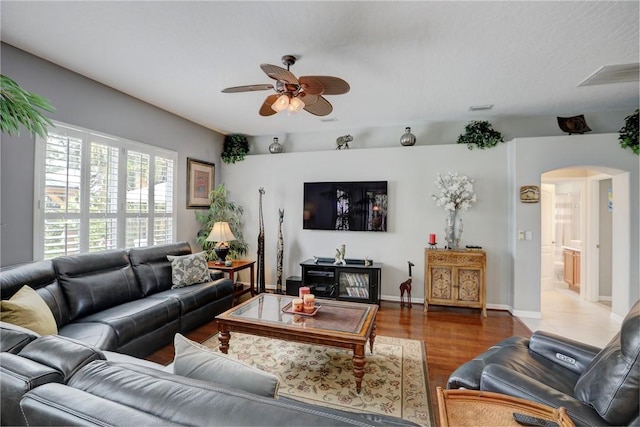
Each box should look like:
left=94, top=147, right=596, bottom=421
left=222, top=143, right=511, bottom=305
left=222, top=133, right=639, bottom=315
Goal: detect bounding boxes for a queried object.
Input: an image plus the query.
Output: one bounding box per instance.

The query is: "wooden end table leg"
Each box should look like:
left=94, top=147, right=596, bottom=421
left=353, top=344, right=365, bottom=394
left=249, top=264, right=255, bottom=296
left=219, top=328, right=230, bottom=354
left=369, top=322, right=377, bottom=354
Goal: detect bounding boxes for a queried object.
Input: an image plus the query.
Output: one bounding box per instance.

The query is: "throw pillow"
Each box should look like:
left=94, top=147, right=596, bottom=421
left=173, top=333, right=280, bottom=398
left=0, top=285, right=58, bottom=335
left=167, top=251, right=210, bottom=288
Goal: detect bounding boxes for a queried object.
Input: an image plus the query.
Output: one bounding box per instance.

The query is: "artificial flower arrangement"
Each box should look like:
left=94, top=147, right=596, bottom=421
left=431, top=172, right=477, bottom=212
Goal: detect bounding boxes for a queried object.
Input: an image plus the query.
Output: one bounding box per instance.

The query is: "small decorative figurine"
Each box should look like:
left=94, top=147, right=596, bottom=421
left=400, top=261, right=415, bottom=308
left=313, top=256, right=319, bottom=264
left=364, top=257, right=371, bottom=266
left=334, top=244, right=346, bottom=265
left=335, top=134, right=353, bottom=150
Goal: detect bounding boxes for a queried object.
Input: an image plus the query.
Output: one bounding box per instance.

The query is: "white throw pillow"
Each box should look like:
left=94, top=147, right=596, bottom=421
left=167, top=252, right=210, bottom=288
left=173, top=333, right=280, bottom=398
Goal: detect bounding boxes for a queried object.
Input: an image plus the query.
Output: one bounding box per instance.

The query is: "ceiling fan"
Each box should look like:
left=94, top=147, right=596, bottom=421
left=221, top=55, right=350, bottom=117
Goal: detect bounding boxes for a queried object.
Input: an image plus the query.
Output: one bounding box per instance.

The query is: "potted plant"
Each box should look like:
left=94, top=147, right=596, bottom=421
left=195, top=184, right=248, bottom=261
left=457, top=120, right=504, bottom=150
left=618, top=109, right=638, bottom=155
left=221, top=134, right=249, bottom=164
left=1, top=74, right=55, bottom=138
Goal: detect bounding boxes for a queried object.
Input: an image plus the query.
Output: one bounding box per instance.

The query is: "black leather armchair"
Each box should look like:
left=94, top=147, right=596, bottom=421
left=447, top=300, right=640, bottom=426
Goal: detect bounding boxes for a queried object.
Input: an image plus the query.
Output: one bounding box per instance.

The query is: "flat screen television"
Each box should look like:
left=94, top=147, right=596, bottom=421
left=303, top=181, right=388, bottom=231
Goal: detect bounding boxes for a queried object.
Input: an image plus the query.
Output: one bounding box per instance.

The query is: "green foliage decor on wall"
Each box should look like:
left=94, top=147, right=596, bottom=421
left=195, top=184, right=248, bottom=261
left=221, top=134, right=249, bottom=164
left=457, top=120, right=504, bottom=150
left=618, top=109, right=639, bottom=155
left=0, top=74, right=55, bottom=138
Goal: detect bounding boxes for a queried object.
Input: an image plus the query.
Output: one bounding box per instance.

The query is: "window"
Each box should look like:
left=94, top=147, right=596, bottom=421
left=34, top=122, right=177, bottom=259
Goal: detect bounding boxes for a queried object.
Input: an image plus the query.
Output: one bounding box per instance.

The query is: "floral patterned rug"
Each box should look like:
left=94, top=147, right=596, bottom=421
left=201, top=333, right=433, bottom=426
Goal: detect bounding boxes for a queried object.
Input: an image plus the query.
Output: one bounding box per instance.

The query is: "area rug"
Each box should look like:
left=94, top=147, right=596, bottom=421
left=201, top=333, right=433, bottom=427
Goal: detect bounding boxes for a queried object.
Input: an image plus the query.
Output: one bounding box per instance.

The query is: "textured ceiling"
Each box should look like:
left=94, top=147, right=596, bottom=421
left=1, top=1, right=638, bottom=137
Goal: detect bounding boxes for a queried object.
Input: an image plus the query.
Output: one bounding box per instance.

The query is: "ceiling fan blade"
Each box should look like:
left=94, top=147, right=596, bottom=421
left=303, top=95, right=333, bottom=116
left=260, top=64, right=299, bottom=85
left=300, top=76, right=350, bottom=95
left=298, top=76, right=324, bottom=95
left=259, top=94, right=279, bottom=116
left=221, top=84, right=274, bottom=93
left=298, top=92, right=319, bottom=105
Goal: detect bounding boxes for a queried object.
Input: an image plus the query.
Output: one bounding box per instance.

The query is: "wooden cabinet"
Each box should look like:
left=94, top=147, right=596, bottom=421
left=424, top=249, right=486, bottom=317
left=298, top=258, right=382, bottom=304
left=563, top=249, right=580, bottom=291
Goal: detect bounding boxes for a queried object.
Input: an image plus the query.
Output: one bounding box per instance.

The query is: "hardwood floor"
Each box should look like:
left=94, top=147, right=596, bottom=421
left=146, top=301, right=532, bottom=425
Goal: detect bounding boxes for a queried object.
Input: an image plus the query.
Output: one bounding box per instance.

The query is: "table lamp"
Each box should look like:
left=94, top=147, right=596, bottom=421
left=207, top=222, right=236, bottom=264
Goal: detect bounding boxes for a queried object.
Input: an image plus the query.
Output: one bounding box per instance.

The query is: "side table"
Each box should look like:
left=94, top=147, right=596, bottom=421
left=436, top=387, right=575, bottom=427
left=208, top=260, right=256, bottom=306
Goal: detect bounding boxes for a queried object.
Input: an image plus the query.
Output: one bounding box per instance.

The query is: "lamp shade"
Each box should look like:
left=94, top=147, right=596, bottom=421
left=288, top=96, right=305, bottom=113
left=271, top=94, right=290, bottom=112
left=207, top=222, right=236, bottom=244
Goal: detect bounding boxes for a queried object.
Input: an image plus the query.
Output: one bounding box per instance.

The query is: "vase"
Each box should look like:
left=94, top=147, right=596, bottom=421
left=400, top=127, right=416, bottom=146
left=444, top=210, right=463, bottom=249
left=269, top=137, right=283, bottom=154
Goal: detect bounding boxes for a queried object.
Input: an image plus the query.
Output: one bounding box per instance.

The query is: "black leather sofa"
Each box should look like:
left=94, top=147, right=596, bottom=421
left=0, top=325, right=417, bottom=426
left=447, top=299, right=640, bottom=426
left=0, top=242, right=233, bottom=357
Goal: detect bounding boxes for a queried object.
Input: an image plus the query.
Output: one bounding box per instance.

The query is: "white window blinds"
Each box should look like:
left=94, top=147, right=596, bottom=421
left=34, top=122, right=177, bottom=260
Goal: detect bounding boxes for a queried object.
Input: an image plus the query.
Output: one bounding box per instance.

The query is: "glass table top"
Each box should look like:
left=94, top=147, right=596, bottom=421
left=228, top=294, right=372, bottom=334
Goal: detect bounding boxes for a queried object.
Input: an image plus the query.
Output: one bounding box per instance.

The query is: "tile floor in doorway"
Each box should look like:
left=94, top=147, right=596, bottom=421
left=518, top=287, right=621, bottom=348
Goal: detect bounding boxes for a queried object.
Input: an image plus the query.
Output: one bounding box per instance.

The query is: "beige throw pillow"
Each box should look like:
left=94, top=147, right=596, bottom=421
left=167, top=251, right=211, bottom=288
left=0, top=285, right=58, bottom=335
left=173, top=333, right=280, bottom=398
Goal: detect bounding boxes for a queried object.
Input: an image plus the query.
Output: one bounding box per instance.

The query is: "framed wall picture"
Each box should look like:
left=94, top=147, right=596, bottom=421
left=520, top=185, right=540, bottom=203
left=187, top=158, right=215, bottom=209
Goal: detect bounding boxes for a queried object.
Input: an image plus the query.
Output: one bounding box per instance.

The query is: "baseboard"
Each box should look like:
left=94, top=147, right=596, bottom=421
left=610, top=311, right=624, bottom=323
left=512, top=309, right=542, bottom=319
left=599, top=296, right=612, bottom=302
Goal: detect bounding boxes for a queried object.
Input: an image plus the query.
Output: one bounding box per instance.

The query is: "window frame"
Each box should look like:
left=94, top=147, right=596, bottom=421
left=33, top=121, right=178, bottom=260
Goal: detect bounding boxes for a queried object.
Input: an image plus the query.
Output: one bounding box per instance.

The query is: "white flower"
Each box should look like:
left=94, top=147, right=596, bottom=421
left=432, top=172, right=477, bottom=212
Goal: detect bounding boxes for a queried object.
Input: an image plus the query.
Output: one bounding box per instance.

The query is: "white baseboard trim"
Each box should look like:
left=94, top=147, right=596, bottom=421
left=610, top=312, right=624, bottom=323
left=599, top=296, right=612, bottom=302
left=512, top=309, right=542, bottom=319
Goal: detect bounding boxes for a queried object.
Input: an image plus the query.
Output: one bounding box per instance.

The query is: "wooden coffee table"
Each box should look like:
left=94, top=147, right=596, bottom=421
left=216, top=293, right=378, bottom=393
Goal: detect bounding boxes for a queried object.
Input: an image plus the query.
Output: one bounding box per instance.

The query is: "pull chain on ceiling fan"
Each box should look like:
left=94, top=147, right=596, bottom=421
left=221, top=55, right=350, bottom=117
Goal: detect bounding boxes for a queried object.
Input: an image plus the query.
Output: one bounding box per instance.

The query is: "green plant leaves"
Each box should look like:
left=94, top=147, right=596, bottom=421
left=618, top=109, right=639, bottom=155
left=457, top=120, right=504, bottom=150
left=1, top=74, right=55, bottom=138
left=194, top=184, right=249, bottom=260
left=222, top=134, right=249, bottom=164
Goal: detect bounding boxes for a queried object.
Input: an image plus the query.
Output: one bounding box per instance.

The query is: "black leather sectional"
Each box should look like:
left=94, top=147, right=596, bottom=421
left=0, top=241, right=233, bottom=357
left=0, top=330, right=417, bottom=426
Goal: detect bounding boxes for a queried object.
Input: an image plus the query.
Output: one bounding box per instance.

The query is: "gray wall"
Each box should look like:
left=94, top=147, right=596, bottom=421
left=1, top=43, right=223, bottom=266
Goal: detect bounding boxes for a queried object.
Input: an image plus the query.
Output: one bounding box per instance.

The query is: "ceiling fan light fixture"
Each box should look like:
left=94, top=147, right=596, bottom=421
left=272, top=94, right=290, bottom=112
left=288, top=96, right=305, bottom=113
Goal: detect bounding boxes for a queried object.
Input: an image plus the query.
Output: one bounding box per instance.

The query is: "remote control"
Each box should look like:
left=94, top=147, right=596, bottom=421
left=512, top=413, right=559, bottom=427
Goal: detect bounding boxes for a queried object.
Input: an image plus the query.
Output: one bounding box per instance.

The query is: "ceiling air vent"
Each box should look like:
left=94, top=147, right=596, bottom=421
left=578, top=63, right=639, bottom=87
left=469, top=104, right=494, bottom=111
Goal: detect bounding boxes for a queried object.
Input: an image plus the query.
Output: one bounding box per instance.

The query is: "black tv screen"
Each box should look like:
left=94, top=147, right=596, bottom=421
left=303, top=181, right=388, bottom=231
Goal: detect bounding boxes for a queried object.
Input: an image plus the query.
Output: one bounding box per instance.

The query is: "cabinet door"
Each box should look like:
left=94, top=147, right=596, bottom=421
left=338, top=270, right=371, bottom=300
left=563, top=250, right=574, bottom=285
left=574, top=252, right=580, bottom=286
left=456, top=268, right=482, bottom=303
left=429, top=266, right=455, bottom=303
